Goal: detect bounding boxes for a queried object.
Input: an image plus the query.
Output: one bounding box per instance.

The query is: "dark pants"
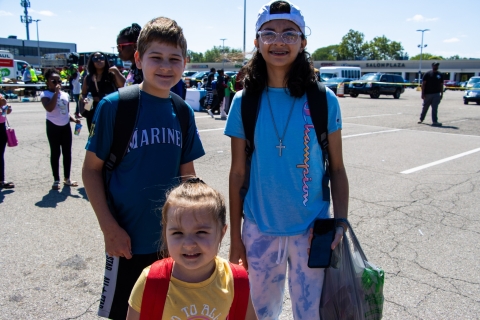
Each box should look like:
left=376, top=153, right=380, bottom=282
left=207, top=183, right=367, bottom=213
left=0, top=122, right=6, bottom=181
left=98, top=252, right=162, bottom=319
left=46, top=120, right=72, bottom=181
left=73, top=94, right=80, bottom=114
left=82, top=102, right=98, bottom=132
left=420, top=93, right=441, bottom=123
left=224, top=95, right=232, bottom=114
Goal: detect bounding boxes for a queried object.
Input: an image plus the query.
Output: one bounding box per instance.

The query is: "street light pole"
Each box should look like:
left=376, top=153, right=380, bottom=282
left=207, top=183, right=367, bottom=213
left=33, top=19, right=41, bottom=67
left=220, top=38, right=227, bottom=69
left=111, top=47, right=115, bottom=54
left=243, top=0, right=246, bottom=62
left=416, top=29, right=429, bottom=86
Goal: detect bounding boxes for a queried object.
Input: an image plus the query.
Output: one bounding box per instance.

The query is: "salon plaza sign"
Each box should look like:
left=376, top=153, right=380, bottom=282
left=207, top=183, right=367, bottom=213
left=366, top=62, right=406, bottom=68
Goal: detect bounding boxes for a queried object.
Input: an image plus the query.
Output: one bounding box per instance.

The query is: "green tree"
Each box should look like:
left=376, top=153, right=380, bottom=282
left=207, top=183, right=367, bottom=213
left=365, top=36, right=404, bottom=60
left=187, top=50, right=205, bottom=63
left=338, top=29, right=367, bottom=60
left=311, top=45, right=339, bottom=61
left=410, top=53, right=444, bottom=60
left=203, top=46, right=243, bottom=62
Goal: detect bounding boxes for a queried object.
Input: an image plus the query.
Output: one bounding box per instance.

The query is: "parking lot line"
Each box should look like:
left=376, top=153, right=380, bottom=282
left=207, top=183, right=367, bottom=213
left=400, top=147, right=480, bottom=174
left=198, top=127, right=225, bottom=133
left=344, top=113, right=402, bottom=119
left=343, top=129, right=401, bottom=139
left=195, top=115, right=212, bottom=119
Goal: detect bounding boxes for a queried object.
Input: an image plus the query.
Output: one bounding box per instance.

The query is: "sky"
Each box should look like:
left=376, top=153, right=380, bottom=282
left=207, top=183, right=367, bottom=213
left=0, top=0, right=479, bottom=59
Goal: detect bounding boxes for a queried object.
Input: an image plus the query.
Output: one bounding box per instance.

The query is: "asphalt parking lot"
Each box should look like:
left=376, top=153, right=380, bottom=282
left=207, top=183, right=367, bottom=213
left=1, top=88, right=479, bottom=319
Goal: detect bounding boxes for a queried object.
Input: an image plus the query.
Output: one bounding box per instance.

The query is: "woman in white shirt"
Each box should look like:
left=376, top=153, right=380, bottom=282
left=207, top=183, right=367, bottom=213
left=40, top=68, right=81, bottom=190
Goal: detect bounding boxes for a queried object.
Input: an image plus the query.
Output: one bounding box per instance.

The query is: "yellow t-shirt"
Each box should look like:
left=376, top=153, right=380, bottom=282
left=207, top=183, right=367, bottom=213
left=129, top=256, right=234, bottom=320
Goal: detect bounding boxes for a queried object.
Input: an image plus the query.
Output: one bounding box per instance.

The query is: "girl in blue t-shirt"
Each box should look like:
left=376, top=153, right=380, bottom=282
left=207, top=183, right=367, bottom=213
left=224, top=1, right=350, bottom=319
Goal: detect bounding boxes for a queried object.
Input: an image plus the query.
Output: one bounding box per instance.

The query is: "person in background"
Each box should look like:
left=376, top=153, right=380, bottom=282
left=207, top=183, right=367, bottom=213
left=224, top=74, right=236, bottom=116
left=40, top=68, right=81, bottom=190
left=70, top=64, right=82, bottom=119
left=117, top=23, right=143, bottom=86
left=204, top=73, right=215, bottom=118
left=419, top=61, right=444, bottom=126
left=0, top=94, right=14, bottom=189
left=81, top=52, right=124, bottom=131
left=22, top=66, right=32, bottom=84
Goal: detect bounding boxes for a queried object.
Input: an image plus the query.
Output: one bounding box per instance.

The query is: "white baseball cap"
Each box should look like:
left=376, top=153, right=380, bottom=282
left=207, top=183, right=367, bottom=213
left=255, top=0, right=306, bottom=35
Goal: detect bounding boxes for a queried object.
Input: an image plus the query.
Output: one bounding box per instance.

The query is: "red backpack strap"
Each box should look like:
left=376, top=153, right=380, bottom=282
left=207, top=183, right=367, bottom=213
left=228, top=262, right=250, bottom=320
left=139, top=257, right=174, bottom=320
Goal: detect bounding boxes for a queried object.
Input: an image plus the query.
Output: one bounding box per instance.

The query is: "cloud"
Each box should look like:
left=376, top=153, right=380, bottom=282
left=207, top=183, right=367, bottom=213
left=444, top=38, right=460, bottom=43
left=407, top=14, right=439, bottom=22
left=0, top=10, right=13, bottom=16
left=38, top=10, right=56, bottom=17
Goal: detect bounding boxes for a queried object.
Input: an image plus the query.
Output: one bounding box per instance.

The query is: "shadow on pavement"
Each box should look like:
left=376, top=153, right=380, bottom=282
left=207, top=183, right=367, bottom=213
left=35, top=186, right=81, bottom=208
left=77, top=187, right=89, bottom=201
left=0, top=189, right=15, bottom=203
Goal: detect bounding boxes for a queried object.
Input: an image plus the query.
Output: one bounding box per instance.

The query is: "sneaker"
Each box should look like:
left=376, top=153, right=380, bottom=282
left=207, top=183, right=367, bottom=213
left=75, top=113, right=83, bottom=119
left=417, top=120, right=423, bottom=124
left=221, top=116, right=227, bottom=120
left=207, top=110, right=214, bottom=118
left=432, top=122, right=442, bottom=127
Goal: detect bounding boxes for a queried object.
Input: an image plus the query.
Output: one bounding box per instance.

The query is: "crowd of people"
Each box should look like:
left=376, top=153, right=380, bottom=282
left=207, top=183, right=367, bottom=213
left=2, top=1, right=355, bottom=319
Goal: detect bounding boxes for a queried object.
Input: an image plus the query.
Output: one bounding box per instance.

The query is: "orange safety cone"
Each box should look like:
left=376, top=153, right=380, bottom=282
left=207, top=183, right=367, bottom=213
left=337, top=83, right=345, bottom=97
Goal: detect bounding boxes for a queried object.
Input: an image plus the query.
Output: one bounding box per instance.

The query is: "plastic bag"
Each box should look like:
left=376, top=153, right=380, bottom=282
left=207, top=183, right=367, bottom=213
left=320, top=218, right=384, bottom=320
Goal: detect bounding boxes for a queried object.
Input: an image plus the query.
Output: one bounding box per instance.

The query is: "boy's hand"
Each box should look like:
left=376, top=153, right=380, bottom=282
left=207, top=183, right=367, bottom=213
left=103, top=224, right=132, bottom=259
left=229, top=239, right=248, bottom=270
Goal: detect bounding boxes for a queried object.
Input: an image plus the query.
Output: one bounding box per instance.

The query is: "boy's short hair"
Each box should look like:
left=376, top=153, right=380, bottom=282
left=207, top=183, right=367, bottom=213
left=137, top=17, right=187, bottom=58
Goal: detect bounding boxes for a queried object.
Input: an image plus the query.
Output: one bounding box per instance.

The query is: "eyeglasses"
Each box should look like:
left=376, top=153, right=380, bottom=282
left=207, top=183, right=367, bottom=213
left=117, top=42, right=136, bottom=50
left=92, top=55, right=106, bottom=62
left=257, top=30, right=302, bottom=44
left=50, top=79, right=62, bottom=85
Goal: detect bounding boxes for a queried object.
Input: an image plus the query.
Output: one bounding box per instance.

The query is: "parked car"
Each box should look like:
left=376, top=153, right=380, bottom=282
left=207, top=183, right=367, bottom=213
left=324, top=77, right=353, bottom=94
left=444, top=80, right=460, bottom=91
left=463, top=83, right=480, bottom=105
left=348, top=73, right=405, bottom=99
left=466, top=76, right=480, bottom=88
left=188, top=71, right=211, bottom=88
left=404, top=79, right=417, bottom=89
left=182, top=70, right=197, bottom=87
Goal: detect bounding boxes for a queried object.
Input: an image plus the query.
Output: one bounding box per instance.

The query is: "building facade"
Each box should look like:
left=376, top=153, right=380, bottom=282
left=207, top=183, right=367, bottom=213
left=0, top=37, right=76, bottom=67
left=186, top=60, right=480, bottom=83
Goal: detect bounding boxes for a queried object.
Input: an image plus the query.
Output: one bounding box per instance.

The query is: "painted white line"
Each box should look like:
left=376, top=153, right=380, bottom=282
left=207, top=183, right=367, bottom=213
left=198, top=127, right=225, bottom=133
left=195, top=115, right=212, bottom=119
left=343, top=129, right=401, bottom=139
left=448, top=119, right=468, bottom=124
left=401, top=147, right=480, bottom=174
left=344, top=113, right=401, bottom=119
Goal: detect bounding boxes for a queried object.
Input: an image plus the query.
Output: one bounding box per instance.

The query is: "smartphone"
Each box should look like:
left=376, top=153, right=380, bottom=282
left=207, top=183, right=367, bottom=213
left=308, top=219, right=336, bottom=268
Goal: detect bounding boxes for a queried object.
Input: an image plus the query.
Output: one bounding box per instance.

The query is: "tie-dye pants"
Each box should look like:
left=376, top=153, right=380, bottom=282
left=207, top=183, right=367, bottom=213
left=243, top=219, right=325, bottom=319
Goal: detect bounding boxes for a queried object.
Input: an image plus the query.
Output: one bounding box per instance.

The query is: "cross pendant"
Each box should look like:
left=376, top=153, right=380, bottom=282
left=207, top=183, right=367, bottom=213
left=276, top=140, right=285, bottom=156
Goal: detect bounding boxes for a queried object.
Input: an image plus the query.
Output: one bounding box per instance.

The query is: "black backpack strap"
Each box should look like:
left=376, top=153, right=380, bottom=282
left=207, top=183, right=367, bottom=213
left=306, top=81, right=331, bottom=202
left=240, top=89, right=262, bottom=199
left=104, top=84, right=140, bottom=171
left=169, top=91, right=190, bottom=155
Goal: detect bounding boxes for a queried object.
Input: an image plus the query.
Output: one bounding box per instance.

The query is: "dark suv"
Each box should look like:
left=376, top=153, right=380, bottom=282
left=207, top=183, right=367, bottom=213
left=348, top=73, right=405, bottom=99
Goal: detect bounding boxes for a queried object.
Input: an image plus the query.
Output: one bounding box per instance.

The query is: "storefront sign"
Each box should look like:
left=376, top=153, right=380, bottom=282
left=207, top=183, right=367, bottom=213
left=366, top=63, right=406, bottom=68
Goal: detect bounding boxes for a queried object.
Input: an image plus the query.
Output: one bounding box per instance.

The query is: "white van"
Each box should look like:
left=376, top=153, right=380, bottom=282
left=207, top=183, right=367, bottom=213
left=15, top=59, right=31, bottom=79
left=0, top=50, right=15, bottom=81
left=320, top=66, right=361, bottom=81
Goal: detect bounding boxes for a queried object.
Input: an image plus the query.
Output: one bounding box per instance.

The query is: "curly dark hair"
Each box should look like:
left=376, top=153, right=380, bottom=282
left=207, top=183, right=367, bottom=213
left=86, top=52, right=111, bottom=77
left=117, top=23, right=141, bottom=43
left=43, top=67, right=60, bottom=80
left=243, top=1, right=316, bottom=97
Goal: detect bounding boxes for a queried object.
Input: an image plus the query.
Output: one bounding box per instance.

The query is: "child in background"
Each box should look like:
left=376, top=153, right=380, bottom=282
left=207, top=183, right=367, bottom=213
left=126, top=179, right=256, bottom=320
left=40, top=68, right=81, bottom=190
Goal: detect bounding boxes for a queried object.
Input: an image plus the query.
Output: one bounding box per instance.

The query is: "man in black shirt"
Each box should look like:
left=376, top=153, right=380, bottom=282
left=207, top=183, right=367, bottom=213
left=419, top=62, right=443, bottom=126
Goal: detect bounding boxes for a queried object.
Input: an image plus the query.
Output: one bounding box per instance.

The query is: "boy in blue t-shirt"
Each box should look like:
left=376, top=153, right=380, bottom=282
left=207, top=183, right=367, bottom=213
left=82, top=17, right=205, bottom=319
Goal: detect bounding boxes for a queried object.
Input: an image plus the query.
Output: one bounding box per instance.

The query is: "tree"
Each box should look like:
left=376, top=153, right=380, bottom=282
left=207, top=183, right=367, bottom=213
left=203, top=46, right=243, bottom=62
left=338, top=29, right=367, bottom=60
left=187, top=50, right=205, bottom=63
left=311, top=45, right=339, bottom=61
left=410, top=53, right=444, bottom=60
left=365, top=36, right=404, bottom=60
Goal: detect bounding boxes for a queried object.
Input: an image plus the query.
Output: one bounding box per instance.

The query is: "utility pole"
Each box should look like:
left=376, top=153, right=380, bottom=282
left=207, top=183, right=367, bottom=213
left=20, top=0, right=32, bottom=40
left=416, top=29, right=429, bottom=86
left=33, top=19, right=41, bottom=66
left=220, top=38, right=227, bottom=69
left=111, top=47, right=115, bottom=54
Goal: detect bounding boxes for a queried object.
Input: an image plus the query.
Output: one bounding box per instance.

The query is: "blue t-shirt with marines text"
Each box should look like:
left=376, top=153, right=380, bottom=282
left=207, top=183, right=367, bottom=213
left=86, top=90, right=205, bottom=254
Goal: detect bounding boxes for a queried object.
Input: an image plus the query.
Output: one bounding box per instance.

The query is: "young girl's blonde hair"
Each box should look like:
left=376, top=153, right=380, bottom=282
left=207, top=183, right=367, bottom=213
left=160, top=178, right=226, bottom=256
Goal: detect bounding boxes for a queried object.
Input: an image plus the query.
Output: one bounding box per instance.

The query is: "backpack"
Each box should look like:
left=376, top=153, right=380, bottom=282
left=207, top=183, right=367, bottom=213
left=139, top=257, right=250, bottom=320
left=103, top=84, right=190, bottom=172
left=240, top=81, right=331, bottom=202
left=170, top=79, right=187, bottom=100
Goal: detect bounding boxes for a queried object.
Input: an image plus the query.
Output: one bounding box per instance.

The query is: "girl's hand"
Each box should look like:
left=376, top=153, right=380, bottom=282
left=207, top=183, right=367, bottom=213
left=55, top=84, right=61, bottom=94
left=229, top=239, right=248, bottom=270
left=75, top=119, right=81, bottom=124
left=109, top=66, right=120, bottom=74
left=331, top=226, right=344, bottom=250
